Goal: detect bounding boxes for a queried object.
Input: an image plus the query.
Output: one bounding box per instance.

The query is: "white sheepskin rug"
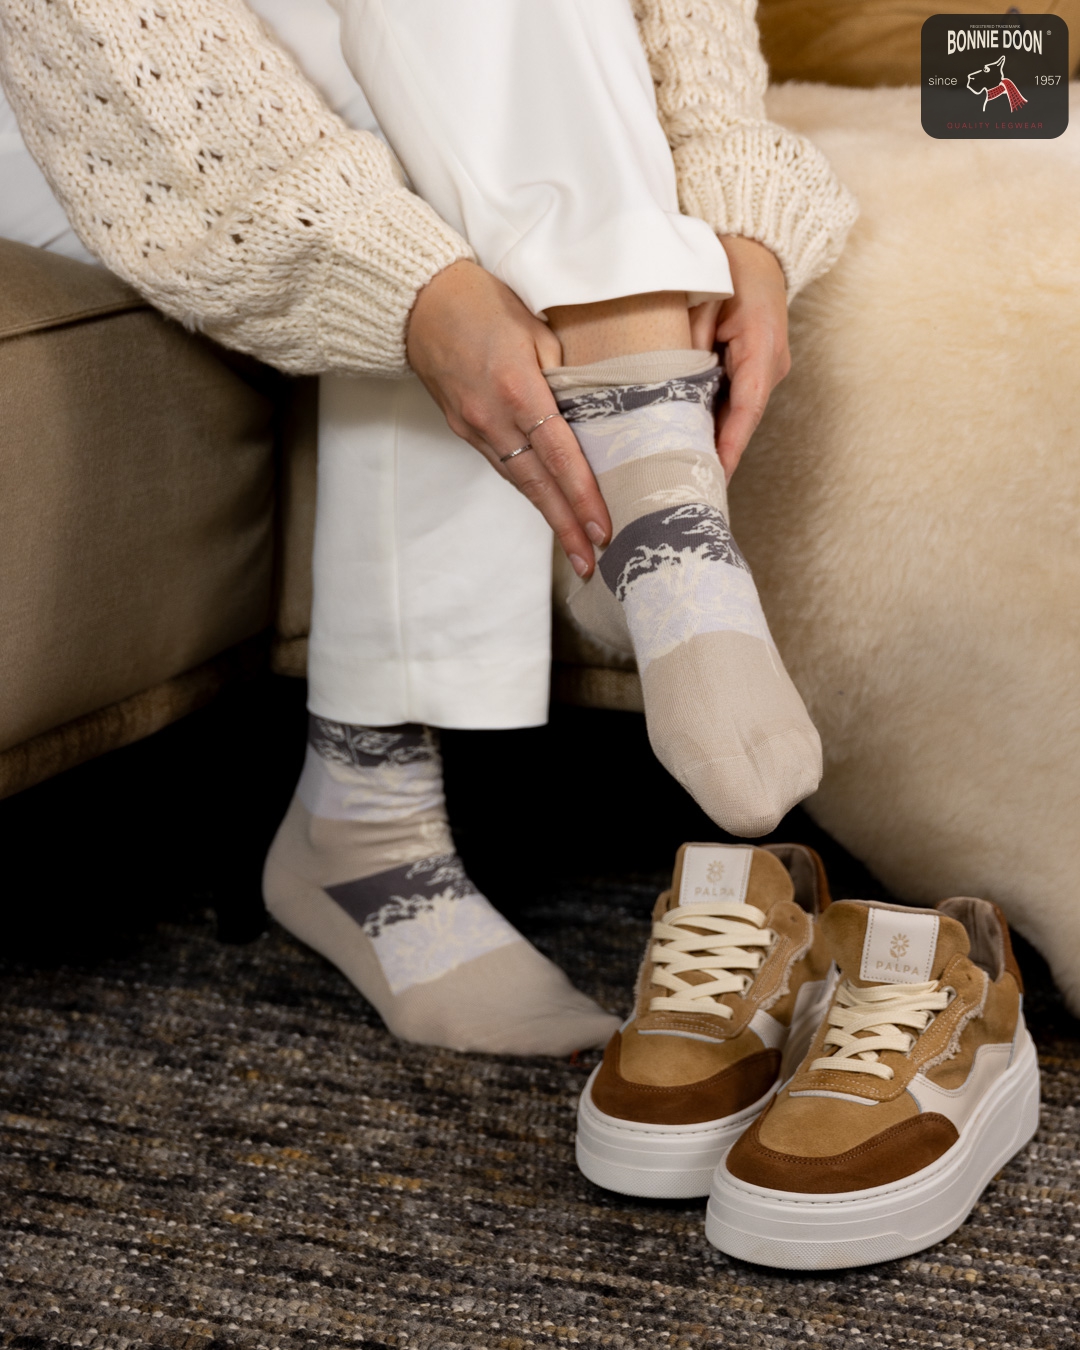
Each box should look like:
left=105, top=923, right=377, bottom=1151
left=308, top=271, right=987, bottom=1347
left=732, top=84, right=1080, bottom=1007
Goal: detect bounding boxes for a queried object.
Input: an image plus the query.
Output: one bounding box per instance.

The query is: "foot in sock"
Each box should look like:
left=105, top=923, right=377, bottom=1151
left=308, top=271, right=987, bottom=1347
left=548, top=351, right=822, bottom=837
left=263, top=717, right=618, bottom=1055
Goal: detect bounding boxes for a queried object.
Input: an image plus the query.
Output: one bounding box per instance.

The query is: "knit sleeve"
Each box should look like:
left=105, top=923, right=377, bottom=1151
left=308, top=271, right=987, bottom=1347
left=633, top=0, right=858, bottom=297
left=0, top=0, right=474, bottom=377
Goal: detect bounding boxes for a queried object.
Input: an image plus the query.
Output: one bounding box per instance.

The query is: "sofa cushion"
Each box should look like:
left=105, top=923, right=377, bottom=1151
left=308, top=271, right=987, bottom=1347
left=0, top=237, right=143, bottom=339
left=0, top=240, right=278, bottom=758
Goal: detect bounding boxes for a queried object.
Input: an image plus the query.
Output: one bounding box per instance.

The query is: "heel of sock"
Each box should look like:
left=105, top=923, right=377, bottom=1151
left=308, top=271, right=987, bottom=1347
left=553, top=547, right=634, bottom=658
left=567, top=575, right=635, bottom=658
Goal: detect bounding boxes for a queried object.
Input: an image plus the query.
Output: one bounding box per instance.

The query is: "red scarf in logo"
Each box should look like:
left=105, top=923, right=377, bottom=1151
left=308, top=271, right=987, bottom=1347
left=986, top=78, right=1027, bottom=112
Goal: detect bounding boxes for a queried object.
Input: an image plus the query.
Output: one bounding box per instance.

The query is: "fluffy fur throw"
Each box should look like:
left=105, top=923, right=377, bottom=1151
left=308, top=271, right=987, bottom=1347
left=734, top=84, right=1080, bottom=1008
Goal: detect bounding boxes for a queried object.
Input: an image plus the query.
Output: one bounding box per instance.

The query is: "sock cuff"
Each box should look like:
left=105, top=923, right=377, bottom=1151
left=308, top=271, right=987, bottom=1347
left=554, top=365, right=722, bottom=425
left=545, top=349, right=717, bottom=395
left=308, top=716, right=438, bottom=771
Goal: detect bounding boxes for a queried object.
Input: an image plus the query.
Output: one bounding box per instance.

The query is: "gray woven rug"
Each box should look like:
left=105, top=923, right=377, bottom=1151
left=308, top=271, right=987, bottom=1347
left=2, top=882, right=1078, bottom=1349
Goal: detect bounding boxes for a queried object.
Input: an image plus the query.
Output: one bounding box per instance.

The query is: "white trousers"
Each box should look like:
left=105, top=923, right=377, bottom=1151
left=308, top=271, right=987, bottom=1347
left=2, top=0, right=735, bottom=730
left=316, top=0, right=733, bottom=729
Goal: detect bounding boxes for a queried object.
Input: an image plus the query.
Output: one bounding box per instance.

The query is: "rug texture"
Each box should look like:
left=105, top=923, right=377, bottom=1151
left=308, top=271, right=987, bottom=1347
left=1, top=884, right=1078, bottom=1349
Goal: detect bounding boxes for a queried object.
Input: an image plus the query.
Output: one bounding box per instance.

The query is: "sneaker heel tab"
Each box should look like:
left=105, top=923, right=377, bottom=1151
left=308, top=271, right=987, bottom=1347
left=993, top=903, right=1025, bottom=995
left=936, top=896, right=1022, bottom=990
left=809, top=847, right=832, bottom=916
left=763, top=842, right=832, bottom=916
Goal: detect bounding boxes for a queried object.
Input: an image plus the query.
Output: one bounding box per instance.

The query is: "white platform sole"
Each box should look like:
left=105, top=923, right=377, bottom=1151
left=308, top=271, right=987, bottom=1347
left=576, top=1066, right=776, bottom=1199
left=705, top=1026, right=1040, bottom=1269
left=575, top=974, right=837, bottom=1200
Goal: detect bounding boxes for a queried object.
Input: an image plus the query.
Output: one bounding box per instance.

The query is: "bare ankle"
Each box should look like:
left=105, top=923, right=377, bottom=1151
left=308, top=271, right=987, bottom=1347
left=546, top=290, right=692, bottom=366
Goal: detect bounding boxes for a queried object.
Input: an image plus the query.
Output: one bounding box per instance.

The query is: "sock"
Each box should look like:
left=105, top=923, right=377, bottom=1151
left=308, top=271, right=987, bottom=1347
left=547, top=350, right=822, bottom=837
left=263, top=717, right=619, bottom=1055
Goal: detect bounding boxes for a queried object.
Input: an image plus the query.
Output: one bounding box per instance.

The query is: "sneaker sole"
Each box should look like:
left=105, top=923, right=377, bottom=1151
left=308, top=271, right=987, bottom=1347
left=575, top=973, right=837, bottom=1200
left=576, top=1066, right=777, bottom=1199
left=705, top=1024, right=1040, bottom=1268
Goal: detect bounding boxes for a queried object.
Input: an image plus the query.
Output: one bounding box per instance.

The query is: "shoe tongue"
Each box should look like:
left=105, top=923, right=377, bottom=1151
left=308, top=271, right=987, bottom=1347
left=821, top=900, right=970, bottom=987
left=667, top=843, right=794, bottom=915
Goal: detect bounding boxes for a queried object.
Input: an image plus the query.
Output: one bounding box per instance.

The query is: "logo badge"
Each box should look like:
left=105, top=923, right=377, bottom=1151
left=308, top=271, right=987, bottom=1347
left=678, top=845, right=754, bottom=908
left=860, top=909, right=940, bottom=985
left=921, top=14, right=1068, bottom=139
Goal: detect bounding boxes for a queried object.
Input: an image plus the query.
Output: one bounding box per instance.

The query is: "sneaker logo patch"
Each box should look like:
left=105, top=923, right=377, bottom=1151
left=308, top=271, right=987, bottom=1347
left=678, top=845, right=754, bottom=907
left=860, top=909, right=939, bottom=985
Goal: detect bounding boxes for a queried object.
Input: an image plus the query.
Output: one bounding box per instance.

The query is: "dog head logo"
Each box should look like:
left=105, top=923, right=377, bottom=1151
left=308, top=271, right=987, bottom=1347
left=706, top=860, right=726, bottom=884
left=967, top=54, right=1028, bottom=113
left=890, top=933, right=910, bottom=959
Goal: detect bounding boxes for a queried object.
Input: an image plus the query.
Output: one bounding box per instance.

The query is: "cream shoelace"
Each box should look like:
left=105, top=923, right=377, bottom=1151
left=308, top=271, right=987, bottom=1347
left=648, top=902, right=775, bottom=1018
left=810, top=979, right=951, bottom=1080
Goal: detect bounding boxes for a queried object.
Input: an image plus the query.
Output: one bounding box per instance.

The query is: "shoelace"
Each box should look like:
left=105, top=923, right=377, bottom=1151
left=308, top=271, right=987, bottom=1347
left=648, top=902, right=775, bottom=1018
left=810, top=979, right=951, bottom=1080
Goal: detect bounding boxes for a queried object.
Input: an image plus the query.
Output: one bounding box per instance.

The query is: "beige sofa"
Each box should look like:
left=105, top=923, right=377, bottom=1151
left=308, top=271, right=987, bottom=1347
left=0, top=239, right=282, bottom=798
left=0, top=235, right=610, bottom=804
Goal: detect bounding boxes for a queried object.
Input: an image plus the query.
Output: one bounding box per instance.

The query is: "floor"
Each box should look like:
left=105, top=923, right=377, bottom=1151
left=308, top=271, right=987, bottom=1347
left=2, top=677, right=1077, bottom=1348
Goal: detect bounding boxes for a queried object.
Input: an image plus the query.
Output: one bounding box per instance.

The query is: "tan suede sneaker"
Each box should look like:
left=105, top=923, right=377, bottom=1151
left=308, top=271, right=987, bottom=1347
left=707, top=897, right=1039, bottom=1269
left=575, top=842, right=835, bottom=1198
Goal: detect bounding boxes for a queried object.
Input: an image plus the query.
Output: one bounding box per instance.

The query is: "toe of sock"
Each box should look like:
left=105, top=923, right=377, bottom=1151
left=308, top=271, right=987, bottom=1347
left=405, top=997, right=619, bottom=1058
left=470, top=1000, right=621, bottom=1057
left=447, top=968, right=620, bottom=1056
left=391, top=941, right=620, bottom=1056
left=679, top=724, right=823, bottom=838
left=640, top=630, right=824, bottom=837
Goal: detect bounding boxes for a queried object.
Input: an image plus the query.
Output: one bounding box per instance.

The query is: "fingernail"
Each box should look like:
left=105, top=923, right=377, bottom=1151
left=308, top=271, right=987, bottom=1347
left=585, top=521, right=605, bottom=546
left=569, top=553, right=589, bottom=578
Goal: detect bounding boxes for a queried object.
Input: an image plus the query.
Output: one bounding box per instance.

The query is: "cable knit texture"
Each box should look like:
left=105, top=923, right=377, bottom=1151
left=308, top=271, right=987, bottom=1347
left=0, top=0, right=474, bottom=376
left=633, top=0, right=858, bottom=296
left=0, top=0, right=856, bottom=375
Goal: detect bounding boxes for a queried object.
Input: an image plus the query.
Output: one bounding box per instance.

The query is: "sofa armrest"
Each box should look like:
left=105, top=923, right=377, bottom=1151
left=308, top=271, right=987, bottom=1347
left=0, top=240, right=280, bottom=794
left=0, top=237, right=145, bottom=339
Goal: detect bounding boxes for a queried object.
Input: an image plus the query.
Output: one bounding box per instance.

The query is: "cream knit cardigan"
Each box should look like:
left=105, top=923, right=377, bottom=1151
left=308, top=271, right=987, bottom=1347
left=0, top=0, right=857, bottom=378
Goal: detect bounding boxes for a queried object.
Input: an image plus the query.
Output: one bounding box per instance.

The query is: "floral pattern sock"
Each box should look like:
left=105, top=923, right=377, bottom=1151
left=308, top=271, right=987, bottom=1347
left=263, top=718, right=618, bottom=1055
left=548, top=350, right=822, bottom=837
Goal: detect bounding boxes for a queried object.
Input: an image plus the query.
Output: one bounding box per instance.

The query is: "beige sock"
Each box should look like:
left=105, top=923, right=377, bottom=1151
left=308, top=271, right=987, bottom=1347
left=263, top=719, right=618, bottom=1055
left=548, top=352, right=822, bottom=837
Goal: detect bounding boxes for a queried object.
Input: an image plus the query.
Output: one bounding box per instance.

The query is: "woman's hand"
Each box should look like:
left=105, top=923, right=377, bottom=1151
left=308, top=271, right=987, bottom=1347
left=406, top=259, right=611, bottom=577
left=689, top=235, right=791, bottom=481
